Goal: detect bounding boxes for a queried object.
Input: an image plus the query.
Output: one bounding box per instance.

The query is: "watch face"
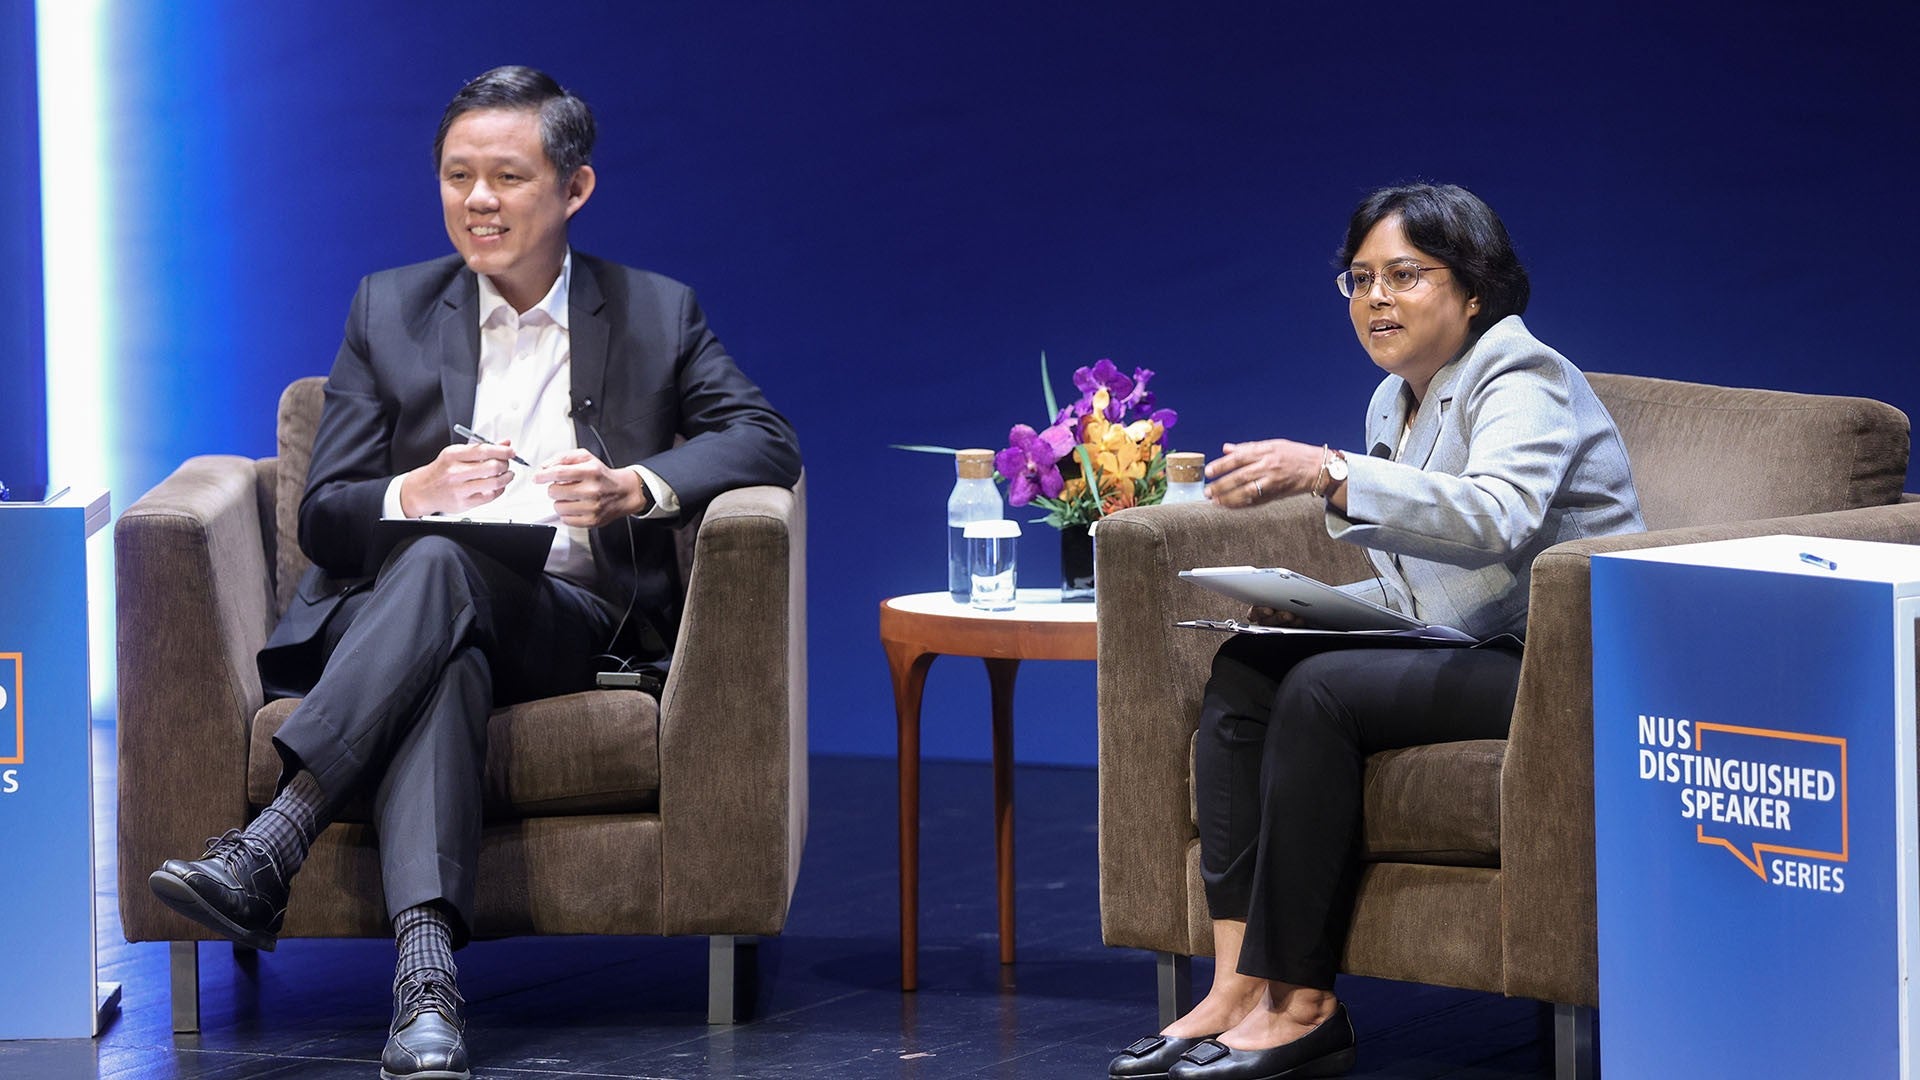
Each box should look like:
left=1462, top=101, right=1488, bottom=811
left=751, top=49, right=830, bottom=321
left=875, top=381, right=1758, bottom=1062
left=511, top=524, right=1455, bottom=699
left=1327, top=455, right=1350, bottom=481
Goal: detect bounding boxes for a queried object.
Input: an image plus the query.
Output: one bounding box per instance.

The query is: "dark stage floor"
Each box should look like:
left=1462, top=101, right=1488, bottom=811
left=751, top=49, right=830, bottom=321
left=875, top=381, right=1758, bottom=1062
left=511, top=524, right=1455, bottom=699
left=0, top=724, right=1559, bottom=1078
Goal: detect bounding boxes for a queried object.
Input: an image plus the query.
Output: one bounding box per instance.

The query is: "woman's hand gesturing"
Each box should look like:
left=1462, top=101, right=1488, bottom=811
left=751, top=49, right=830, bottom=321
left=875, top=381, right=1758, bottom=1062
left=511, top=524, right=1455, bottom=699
left=1204, top=438, right=1325, bottom=508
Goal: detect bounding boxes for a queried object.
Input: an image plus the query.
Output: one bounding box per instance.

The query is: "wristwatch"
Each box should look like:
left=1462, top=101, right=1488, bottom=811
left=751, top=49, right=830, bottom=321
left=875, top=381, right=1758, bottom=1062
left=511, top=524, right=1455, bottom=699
left=1320, top=450, right=1349, bottom=497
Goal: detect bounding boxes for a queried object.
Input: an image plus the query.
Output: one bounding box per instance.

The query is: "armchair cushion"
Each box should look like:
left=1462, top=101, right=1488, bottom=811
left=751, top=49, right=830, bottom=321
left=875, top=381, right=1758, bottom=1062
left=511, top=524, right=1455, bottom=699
left=1186, top=734, right=1503, bottom=867
left=274, top=377, right=325, bottom=612
left=1588, top=373, right=1909, bottom=530
left=247, top=689, right=662, bottom=819
left=1361, top=740, right=1504, bottom=865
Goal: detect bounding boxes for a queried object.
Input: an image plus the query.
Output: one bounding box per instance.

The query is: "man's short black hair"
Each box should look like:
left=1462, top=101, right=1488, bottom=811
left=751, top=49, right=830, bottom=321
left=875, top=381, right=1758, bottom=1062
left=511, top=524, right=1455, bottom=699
left=433, top=65, right=596, bottom=182
left=1338, top=183, right=1530, bottom=334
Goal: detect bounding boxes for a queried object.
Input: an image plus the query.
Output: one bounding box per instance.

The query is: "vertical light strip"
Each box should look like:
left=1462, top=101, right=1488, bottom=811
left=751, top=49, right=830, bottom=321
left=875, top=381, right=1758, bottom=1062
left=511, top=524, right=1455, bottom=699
left=36, top=0, right=108, bottom=492
left=35, top=0, right=113, bottom=719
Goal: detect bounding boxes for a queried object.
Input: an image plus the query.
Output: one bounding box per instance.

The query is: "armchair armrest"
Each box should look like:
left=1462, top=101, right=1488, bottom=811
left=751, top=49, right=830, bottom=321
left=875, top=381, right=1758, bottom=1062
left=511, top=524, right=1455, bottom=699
left=1502, top=499, right=1920, bottom=1006
left=114, top=454, right=279, bottom=940
left=657, top=478, right=807, bottom=935
left=1095, top=496, right=1371, bottom=952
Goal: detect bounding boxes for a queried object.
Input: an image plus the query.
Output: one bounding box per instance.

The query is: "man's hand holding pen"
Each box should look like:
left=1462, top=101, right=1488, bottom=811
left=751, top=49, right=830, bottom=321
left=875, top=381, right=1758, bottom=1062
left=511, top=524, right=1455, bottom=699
left=404, top=426, right=652, bottom=526
left=399, top=441, right=518, bottom=517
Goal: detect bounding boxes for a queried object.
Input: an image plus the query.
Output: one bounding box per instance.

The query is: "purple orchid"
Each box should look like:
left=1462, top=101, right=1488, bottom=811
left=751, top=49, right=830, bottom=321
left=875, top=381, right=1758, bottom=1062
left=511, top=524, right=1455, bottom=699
left=1074, top=358, right=1134, bottom=403
left=1062, top=360, right=1175, bottom=425
left=1121, top=366, right=1158, bottom=416
left=1070, top=359, right=1134, bottom=421
left=995, top=423, right=1076, bottom=506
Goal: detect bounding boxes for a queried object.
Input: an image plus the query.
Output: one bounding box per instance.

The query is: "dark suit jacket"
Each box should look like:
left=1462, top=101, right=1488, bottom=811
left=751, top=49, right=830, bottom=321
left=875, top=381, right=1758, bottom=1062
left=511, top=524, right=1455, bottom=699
left=259, top=251, right=802, bottom=695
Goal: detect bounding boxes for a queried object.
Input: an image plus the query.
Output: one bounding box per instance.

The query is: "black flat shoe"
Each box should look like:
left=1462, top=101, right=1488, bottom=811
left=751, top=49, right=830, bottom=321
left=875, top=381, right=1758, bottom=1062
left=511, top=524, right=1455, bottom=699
left=148, top=829, right=290, bottom=951
left=1110, top=1033, right=1222, bottom=1079
left=381, top=971, right=471, bottom=1080
left=1168, top=1002, right=1356, bottom=1079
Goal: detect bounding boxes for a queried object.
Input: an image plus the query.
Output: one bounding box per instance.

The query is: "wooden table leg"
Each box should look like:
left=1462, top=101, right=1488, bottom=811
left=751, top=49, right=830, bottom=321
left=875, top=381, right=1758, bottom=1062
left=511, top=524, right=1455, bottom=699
left=885, top=640, right=936, bottom=991
left=984, top=656, right=1020, bottom=966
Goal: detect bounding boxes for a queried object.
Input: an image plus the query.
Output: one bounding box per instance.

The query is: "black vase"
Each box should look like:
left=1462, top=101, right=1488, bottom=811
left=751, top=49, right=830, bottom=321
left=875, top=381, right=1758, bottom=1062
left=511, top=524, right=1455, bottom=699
left=1060, top=523, right=1095, bottom=602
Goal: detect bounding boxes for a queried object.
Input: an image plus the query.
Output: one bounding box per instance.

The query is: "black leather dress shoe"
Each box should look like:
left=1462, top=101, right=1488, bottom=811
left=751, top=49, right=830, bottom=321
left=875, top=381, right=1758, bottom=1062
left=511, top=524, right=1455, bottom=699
left=1168, top=1002, right=1356, bottom=1079
left=148, top=829, right=290, bottom=951
left=381, top=971, right=471, bottom=1080
left=1110, top=1033, right=1222, bottom=1079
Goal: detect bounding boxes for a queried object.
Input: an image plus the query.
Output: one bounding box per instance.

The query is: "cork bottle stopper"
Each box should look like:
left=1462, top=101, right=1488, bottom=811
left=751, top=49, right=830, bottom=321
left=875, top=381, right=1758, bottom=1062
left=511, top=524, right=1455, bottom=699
left=1166, top=452, right=1204, bottom=483
left=956, top=448, right=995, bottom=479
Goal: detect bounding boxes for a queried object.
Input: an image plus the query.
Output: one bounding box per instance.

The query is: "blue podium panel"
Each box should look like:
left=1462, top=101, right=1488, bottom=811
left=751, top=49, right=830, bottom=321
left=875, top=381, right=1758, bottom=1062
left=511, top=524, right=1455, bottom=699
left=1594, top=534, right=1920, bottom=1078
left=0, top=490, right=109, bottom=1039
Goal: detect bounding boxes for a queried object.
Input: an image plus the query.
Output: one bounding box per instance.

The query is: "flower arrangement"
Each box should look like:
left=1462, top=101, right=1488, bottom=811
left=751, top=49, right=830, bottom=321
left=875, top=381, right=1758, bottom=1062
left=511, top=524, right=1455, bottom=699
left=996, top=357, right=1179, bottom=529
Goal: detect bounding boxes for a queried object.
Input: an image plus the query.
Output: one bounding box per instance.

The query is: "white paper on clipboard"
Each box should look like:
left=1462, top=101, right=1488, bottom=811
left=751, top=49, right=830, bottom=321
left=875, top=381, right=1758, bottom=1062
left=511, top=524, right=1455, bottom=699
left=1178, top=565, right=1471, bottom=641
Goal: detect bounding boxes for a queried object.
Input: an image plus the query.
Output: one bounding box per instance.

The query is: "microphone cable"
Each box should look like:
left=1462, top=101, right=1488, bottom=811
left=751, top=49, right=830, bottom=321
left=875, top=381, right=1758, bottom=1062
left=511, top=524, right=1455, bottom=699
left=569, top=396, right=647, bottom=671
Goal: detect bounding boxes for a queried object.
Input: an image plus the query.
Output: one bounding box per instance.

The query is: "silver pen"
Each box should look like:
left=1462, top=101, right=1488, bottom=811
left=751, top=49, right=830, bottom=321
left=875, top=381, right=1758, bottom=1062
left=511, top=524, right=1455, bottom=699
left=452, top=424, right=531, bottom=467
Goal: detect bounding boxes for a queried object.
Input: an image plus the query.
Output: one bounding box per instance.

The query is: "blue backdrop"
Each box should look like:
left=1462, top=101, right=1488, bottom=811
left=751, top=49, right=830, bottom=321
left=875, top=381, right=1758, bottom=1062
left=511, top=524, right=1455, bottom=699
left=46, top=1, right=1920, bottom=764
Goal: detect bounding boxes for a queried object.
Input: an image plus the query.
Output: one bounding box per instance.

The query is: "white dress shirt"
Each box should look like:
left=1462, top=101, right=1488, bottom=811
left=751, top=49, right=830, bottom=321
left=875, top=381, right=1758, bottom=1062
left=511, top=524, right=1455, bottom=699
left=382, top=252, right=679, bottom=587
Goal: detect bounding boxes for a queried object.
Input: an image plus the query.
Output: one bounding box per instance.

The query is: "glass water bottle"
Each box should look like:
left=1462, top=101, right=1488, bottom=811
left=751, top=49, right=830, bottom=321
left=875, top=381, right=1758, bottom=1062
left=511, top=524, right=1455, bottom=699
left=948, top=449, right=1002, bottom=602
left=1163, top=451, right=1206, bottom=504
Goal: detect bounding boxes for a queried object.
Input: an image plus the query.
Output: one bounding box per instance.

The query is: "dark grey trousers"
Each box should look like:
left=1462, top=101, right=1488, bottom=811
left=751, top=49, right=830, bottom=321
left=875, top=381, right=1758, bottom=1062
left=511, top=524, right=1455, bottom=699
left=270, top=534, right=620, bottom=944
left=1194, top=632, right=1522, bottom=989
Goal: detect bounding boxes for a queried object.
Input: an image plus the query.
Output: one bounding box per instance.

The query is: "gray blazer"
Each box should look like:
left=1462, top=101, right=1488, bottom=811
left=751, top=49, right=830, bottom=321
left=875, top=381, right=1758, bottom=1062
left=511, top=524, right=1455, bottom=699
left=1327, top=315, right=1643, bottom=639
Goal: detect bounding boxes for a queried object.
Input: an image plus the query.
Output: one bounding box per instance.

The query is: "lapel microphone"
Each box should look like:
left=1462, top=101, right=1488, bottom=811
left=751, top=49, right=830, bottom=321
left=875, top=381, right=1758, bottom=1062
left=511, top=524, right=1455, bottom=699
left=569, top=397, right=595, bottom=418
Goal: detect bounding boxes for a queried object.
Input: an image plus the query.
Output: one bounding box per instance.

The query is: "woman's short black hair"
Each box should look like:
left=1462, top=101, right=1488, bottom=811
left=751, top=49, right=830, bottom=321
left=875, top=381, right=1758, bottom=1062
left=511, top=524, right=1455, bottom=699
left=433, top=65, right=596, bottom=182
left=1338, top=183, right=1529, bottom=334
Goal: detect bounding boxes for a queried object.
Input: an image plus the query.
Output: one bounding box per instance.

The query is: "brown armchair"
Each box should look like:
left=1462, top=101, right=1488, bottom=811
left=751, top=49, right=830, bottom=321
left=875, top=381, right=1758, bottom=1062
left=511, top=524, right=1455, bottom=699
left=1094, top=373, right=1915, bottom=1073
left=115, top=377, right=807, bottom=1030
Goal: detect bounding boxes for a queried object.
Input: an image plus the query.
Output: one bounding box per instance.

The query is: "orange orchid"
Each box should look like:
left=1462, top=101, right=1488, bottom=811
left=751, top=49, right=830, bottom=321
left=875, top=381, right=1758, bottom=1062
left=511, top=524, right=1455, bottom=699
left=1082, top=389, right=1165, bottom=486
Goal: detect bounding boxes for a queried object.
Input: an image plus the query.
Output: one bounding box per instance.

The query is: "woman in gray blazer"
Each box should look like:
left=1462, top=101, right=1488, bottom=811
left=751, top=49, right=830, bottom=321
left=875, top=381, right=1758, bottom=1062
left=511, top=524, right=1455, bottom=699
left=1110, top=184, right=1644, bottom=1080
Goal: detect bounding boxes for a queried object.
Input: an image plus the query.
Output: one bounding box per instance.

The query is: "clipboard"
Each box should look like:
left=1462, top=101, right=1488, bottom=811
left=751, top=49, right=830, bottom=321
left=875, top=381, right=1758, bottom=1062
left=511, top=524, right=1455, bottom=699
left=367, top=518, right=557, bottom=578
left=1179, top=565, right=1432, bottom=633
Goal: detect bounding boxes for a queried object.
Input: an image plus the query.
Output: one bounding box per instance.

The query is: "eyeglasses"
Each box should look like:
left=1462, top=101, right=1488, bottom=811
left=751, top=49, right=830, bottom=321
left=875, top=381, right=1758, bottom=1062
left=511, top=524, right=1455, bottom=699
left=1336, top=260, right=1451, bottom=299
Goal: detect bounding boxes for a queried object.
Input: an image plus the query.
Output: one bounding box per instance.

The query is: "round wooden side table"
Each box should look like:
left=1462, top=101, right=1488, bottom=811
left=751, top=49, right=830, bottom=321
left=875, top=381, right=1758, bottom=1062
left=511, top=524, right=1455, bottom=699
left=879, top=589, right=1097, bottom=991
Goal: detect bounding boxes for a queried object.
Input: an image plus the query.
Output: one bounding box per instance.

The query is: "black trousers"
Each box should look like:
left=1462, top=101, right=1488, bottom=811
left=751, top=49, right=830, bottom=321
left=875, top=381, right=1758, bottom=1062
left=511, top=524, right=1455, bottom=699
left=270, top=534, right=621, bottom=945
left=1194, top=633, right=1522, bottom=989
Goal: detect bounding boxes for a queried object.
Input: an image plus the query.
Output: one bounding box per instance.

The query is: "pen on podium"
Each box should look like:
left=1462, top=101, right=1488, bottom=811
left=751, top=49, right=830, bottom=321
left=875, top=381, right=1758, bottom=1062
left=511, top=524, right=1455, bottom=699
left=1798, top=551, right=1837, bottom=571
left=453, top=424, right=531, bottom=467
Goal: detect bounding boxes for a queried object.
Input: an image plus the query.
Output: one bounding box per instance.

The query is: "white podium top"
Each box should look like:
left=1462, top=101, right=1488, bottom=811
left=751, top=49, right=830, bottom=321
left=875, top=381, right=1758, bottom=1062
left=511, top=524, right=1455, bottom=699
left=0, top=488, right=110, bottom=537
left=1600, top=533, right=1920, bottom=585
left=885, top=589, right=1099, bottom=623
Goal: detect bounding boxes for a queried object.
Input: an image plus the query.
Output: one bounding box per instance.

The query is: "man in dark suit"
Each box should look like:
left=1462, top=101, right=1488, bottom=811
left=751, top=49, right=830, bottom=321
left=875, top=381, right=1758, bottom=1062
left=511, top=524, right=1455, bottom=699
left=146, top=66, right=801, bottom=1080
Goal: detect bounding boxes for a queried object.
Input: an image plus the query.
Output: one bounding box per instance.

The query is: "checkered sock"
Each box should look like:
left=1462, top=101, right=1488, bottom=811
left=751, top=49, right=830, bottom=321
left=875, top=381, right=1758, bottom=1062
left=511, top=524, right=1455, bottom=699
left=393, top=903, right=459, bottom=986
left=241, top=769, right=328, bottom=878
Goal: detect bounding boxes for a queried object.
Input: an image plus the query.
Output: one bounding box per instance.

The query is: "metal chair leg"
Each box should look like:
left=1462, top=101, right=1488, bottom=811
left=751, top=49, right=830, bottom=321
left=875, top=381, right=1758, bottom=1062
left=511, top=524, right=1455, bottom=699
left=170, top=941, right=201, bottom=1034
left=1156, top=952, right=1193, bottom=1029
left=1554, top=1003, right=1599, bottom=1080
left=708, top=935, right=758, bottom=1025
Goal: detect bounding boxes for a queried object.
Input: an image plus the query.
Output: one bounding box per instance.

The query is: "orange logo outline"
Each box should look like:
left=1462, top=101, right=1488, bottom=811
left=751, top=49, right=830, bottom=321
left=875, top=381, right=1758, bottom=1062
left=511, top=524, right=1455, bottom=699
left=0, top=653, right=19, bottom=765
left=1692, top=721, right=1847, bottom=879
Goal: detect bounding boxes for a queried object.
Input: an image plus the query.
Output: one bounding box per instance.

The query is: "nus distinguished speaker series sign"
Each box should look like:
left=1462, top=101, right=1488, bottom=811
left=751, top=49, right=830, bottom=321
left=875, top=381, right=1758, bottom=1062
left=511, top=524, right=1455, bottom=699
left=1593, top=535, right=1920, bottom=1078
left=1634, top=713, right=1848, bottom=891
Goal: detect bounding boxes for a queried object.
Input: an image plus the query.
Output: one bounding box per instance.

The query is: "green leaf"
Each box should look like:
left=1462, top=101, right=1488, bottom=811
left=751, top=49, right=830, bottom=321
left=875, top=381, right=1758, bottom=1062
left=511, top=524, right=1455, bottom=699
left=889, top=443, right=962, bottom=454
left=1040, top=351, right=1059, bottom=422
left=1032, top=488, right=1093, bottom=528
left=1074, top=443, right=1103, bottom=518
